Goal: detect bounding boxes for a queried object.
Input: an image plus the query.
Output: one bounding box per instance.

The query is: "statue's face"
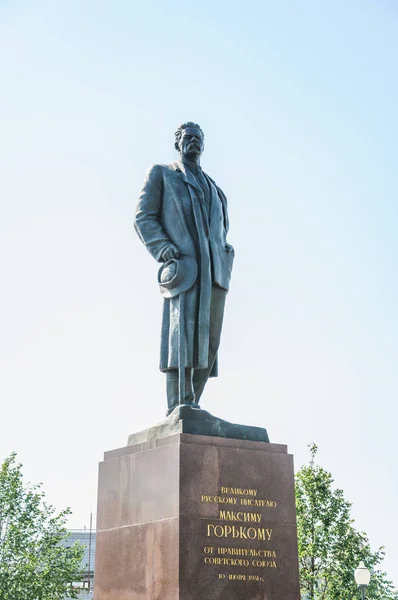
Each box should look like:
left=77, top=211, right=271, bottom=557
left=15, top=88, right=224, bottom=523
left=178, top=127, right=204, bottom=160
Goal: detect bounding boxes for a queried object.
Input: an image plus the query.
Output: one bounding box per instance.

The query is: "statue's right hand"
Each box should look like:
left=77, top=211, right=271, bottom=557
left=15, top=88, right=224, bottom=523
left=161, top=244, right=180, bottom=262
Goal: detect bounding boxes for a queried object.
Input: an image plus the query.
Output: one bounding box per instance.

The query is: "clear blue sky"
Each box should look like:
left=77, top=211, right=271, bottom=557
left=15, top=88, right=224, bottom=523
left=1, top=0, right=397, bottom=586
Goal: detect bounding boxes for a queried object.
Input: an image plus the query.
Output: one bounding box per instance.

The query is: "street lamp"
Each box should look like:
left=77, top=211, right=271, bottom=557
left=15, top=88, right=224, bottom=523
left=355, top=561, right=371, bottom=600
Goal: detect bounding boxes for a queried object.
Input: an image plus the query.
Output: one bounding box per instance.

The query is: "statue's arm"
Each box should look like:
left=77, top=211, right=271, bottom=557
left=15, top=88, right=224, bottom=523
left=217, top=186, right=234, bottom=254
left=134, top=165, right=173, bottom=262
left=218, top=187, right=230, bottom=234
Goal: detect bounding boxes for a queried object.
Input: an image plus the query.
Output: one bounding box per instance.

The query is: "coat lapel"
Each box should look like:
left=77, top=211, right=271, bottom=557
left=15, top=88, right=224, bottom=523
left=172, top=160, right=201, bottom=193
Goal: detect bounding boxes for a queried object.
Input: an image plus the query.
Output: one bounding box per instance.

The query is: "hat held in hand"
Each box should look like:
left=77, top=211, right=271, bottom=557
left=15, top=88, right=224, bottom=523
left=158, top=253, right=198, bottom=298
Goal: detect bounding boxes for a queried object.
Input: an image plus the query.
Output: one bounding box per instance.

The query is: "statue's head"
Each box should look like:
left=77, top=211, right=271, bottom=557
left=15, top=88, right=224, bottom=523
left=174, top=122, right=204, bottom=161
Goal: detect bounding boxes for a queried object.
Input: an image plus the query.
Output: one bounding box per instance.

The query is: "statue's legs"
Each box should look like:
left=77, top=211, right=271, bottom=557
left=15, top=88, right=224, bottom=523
left=166, top=368, right=195, bottom=415
left=193, top=286, right=227, bottom=403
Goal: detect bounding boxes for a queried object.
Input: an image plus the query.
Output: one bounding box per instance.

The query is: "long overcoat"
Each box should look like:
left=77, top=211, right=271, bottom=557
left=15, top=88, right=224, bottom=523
left=134, top=160, right=234, bottom=374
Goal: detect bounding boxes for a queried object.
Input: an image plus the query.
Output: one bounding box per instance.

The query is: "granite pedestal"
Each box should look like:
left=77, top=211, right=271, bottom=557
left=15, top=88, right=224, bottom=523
left=94, top=432, right=300, bottom=600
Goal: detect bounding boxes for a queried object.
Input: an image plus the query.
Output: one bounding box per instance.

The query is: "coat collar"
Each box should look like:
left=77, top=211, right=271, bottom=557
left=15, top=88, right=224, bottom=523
left=172, top=160, right=201, bottom=192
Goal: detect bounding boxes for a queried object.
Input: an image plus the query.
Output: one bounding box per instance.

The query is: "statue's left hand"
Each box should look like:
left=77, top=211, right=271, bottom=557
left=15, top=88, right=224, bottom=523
left=225, top=244, right=234, bottom=254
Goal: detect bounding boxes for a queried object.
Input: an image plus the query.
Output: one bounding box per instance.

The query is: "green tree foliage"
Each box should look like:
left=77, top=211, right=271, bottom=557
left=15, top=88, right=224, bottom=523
left=0, top=453, right=84, bottom=600
left=296, top=443, right=398, bottom=600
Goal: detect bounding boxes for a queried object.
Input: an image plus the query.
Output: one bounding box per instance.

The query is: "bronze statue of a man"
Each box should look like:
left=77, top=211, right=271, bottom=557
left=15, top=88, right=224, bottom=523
left=134, top=122, right=234, bottom=415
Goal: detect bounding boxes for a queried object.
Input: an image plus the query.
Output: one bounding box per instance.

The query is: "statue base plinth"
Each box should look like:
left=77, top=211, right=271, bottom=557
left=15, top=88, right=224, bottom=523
left=94, top=432, right=300, bottom=600
left=127, top=405, right=269, bottom=445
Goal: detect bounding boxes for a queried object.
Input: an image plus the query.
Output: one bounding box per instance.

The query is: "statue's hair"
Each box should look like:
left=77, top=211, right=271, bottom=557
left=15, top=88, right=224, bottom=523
left=174, top=122, right=204, bottom=151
